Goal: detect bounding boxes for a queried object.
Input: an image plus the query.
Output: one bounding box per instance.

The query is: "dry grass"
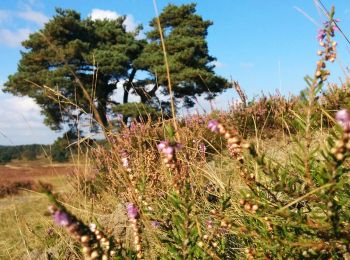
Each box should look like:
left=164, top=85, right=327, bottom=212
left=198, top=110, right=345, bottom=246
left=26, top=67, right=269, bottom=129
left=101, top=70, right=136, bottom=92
left=0, top=161, right=75, bottom=259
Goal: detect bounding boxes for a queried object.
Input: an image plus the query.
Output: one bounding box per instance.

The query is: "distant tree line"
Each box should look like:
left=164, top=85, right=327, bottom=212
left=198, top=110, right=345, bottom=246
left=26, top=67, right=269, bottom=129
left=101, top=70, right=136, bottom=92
left=0, top=138, right=79, bottom=164
left=0, top=144, right=47, bottom=164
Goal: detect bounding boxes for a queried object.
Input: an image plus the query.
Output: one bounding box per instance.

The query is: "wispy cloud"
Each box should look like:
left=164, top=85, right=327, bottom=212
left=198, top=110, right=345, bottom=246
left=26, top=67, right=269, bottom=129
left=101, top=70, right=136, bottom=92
left=0, top=7, right=48, bottom=26
left=17, top=9, right=49, bottom=26
left=0, top=28, right=31, bottom=47
left=0, top=10, right=10, bottom=24
left=90, top=9, right=138, bottom=32
left=0, top=5, right=48, bottom=48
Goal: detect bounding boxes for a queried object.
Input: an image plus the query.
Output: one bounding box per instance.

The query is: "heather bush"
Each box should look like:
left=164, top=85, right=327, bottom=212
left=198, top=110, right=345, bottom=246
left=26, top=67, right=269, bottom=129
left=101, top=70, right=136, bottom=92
left=227, top=92, right=299, bottom=138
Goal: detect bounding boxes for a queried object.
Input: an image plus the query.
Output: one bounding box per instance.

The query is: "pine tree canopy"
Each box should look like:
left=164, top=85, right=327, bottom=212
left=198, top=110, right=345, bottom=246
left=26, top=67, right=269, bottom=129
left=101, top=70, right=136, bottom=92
left=134, top=3, right=228, bottom=108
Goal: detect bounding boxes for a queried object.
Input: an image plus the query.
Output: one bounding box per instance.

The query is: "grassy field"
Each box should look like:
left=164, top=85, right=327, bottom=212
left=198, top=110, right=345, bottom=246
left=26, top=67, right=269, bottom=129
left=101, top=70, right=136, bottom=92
left=0, top=160, right=74, bottom=259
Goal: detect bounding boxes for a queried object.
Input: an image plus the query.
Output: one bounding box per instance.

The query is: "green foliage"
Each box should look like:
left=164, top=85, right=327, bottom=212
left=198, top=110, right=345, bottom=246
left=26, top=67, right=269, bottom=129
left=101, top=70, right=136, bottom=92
left=0, top=149, right=13, bottom=164
left=50, top=130, right=77, bottom=162
left=111, top=102, right=161, bottom=123
left=0, top=144, right=46, bottom=164
left=51, top=141, right=69, bottom=162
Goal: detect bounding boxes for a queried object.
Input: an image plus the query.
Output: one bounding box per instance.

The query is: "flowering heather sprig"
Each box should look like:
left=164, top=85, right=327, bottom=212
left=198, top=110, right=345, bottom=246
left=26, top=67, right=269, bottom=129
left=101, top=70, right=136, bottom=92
left=199, top=142, right=206, bottom=158
left=121, top=150, right=131, bottom=173
left=126, top=203, right=143, bottom=259
left=207, top=119, right=248, bottom=161
left=315, top=16, right=339, bottom=83
left=157, top=140, right=182, bottom=169
left=331, top=109, right=350, bottom=161
left=48, top=205, right=115, bottom=259
left=89, top=224, right=117, bottom=259
left=318, top=19, right=340, bottom=41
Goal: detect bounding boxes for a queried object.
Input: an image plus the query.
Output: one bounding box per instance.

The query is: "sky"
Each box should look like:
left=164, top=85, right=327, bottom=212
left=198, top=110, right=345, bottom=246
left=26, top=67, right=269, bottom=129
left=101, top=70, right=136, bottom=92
left=0, top=0, right=350, bottom=145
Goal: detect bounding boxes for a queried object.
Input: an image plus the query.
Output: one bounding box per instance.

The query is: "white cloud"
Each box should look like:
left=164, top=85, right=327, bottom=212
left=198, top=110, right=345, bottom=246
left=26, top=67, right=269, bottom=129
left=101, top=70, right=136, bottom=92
left=90, top=9, right=119, bottom=20
left=124, top=15, right=138, bottom=32
left=90, top=9, right=138, bottom=32
left=110, top=80, right=140, bottom=103
left=17, top=9, right=48, bottom=26
left=0, top=92, right=61, bottom=145
left=0, top=28, right=31, bottom=47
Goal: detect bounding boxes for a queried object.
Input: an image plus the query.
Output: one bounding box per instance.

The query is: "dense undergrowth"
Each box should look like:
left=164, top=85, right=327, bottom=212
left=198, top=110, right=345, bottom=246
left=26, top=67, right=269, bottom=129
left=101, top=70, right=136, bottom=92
left=25, top=7, right=350, bottom=260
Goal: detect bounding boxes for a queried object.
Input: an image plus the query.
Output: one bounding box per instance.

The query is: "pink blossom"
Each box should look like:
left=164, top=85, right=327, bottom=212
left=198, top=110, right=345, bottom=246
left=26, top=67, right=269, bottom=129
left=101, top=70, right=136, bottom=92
left=208, top=119, right=220, bottom=133
left=53, top=211, right=71, bottom=227
left=126, top=203, right=139, bottom=219
left=336, top=109, right=350, bottom=130
left=157, top=141, right=168, bottom=151
left=317, top=28, right=326, bottom=42
left=163, top=146, right=175, bottom=156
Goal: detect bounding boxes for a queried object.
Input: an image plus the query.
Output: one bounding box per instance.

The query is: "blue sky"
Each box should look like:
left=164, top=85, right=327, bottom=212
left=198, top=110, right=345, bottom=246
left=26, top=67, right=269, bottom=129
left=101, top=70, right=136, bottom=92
left=0, top=0, right=350, bottom=145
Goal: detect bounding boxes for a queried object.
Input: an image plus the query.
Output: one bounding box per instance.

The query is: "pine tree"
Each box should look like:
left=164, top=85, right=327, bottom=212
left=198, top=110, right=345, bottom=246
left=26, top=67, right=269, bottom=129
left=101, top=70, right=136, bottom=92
left=134, top=3, right=228, bottom=108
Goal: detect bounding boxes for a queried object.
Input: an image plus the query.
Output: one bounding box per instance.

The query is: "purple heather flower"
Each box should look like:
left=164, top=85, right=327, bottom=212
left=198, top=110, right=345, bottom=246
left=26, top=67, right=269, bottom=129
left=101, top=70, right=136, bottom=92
left=163, top=146, right=175, bottom=156
left=322, top=19, right=340, bottom=35
left=116, top=113, right=123, bottom=121
left=157, top=141, right=168, bottom=151
left=126, top=203, right=139, bottom=219
left=199, top=142, right=206, bottom=155
left=332, top=19, right=340, bottom=31
left=336, top=109, right=350, bottom=130
left=208, top=119, right=220, bottom=133
left=53, top=211, right=71, bottom=227
left=151, top=220, right=160, bottom=228
left=159, top=142, right=182, bottom=156
left=317, top=28, right=326, bottom=42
